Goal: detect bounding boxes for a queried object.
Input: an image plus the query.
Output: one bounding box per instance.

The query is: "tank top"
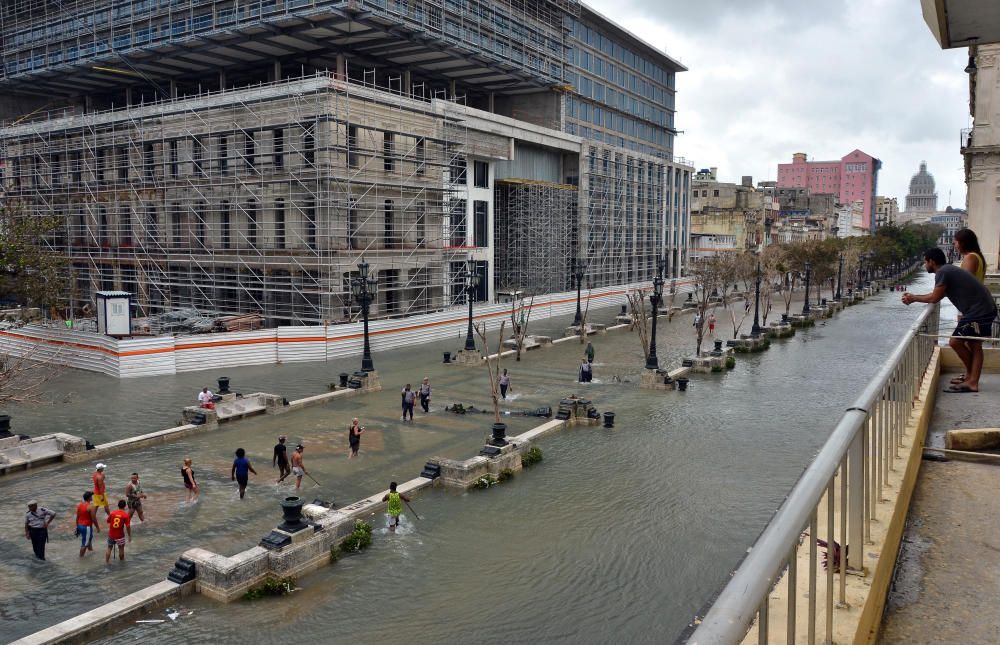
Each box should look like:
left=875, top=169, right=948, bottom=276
left=970, top=252, right=987, bottom=283
left=182, top=467, right=193, bottom=486
left=76, top=502, right=92, bottom=526
left=387, top=491, right=402, bottom=516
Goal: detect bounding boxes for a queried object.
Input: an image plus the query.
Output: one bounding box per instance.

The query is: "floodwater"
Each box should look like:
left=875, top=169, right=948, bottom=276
left=0, top=275, right=931, bottom=644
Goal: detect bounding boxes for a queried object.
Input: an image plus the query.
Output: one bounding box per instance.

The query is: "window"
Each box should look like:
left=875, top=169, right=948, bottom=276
left=195, top=202, right=207, bottom=249
left=143, top=143, right=154, bottom=180
left=415, top=201, right=425, bottom=246
left=450, top=199, right=466, bottom=246
left=305, top=200, right=316, bottom=250
left=117, top=147, right=128, bottom=180
left=348, top=199, right=358, bottom=250
left=713, top=190, right=719, bottom=197
left=171, top=203, right=183, bottom=248
left=273, top=128, right=284, bottom=169
left=169, top=140, right=178, bottom=177
left=302, top=127, right=315, bottom=166
left=274, top=199, right=286, bottom=249
left=146, top=206, right=158, bottom=243
left=347, top=125, right=358, bottom=168
left=244, top=133, right=256, bottom=172
left=192, top=138, right=205, bottom=177
left=120, top=207, right=132, bottom=246
left=473, top=160, right=488, bottom=188
left=473, top=200, right=488, bottom=247
left=383, top=199, right=395, bottom=249
left=383, top=131, right=394, bottom=172
left=219, top=136, right=228, bottom=175
left=221, top=201, right=231, bottom=250
left=415, top=137, right=425, bottom=176
left=247, top=200, right=258, bottom=249
left=450, top=157, right=466, bottom=184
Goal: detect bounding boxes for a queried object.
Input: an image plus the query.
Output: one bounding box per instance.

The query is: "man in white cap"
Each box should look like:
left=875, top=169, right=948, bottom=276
left=92, top=463, right=110, bottom=517
left=24, top=500, right=56, bottom=560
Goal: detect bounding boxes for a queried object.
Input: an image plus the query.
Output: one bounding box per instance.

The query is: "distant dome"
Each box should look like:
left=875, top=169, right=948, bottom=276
left=905, top=161, right=937, bottom=213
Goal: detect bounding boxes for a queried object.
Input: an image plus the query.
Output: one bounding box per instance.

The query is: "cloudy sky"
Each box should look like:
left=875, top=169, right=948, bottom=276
left=587, top=0, right=969, bottom=209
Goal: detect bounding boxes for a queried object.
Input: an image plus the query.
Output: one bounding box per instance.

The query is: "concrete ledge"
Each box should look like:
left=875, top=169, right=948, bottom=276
left=940, top=347, right=1000, bottom=371
left=10, top=580, right=192, bottom=645
left=945, top=428, right=1000, bottom=451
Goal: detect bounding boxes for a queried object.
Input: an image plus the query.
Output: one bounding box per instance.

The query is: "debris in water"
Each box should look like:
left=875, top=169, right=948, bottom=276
left=135, top=620, right=164, bottom=624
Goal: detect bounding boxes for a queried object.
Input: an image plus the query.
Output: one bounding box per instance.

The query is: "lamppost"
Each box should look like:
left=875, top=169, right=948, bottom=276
left=645, top=259, right=665, bottom=369
left=462, top=259, right=480, bottom=352
left=750, top=252, right=762, bottom=338
left=835, top=252, right=844, bottom=301
left=350, top=258, right=378, bottom=372
left=802, top=261, right=812, bottom=315
left=571, top=257, right=585, bottom=327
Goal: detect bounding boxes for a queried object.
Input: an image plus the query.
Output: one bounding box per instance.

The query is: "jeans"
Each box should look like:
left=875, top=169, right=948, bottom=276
left=402, top=402, right=414, bottom=420
left=29, top=527, right=48, bottom=560
left=419, top=394, right=429, bottom=413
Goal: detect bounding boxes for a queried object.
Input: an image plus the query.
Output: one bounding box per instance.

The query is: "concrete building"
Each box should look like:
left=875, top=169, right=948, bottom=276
left=904, top=161, right=938, bottom=216
left=0, top=0, right=692, bottom=325
left=690, top=171, right=776, bottom=261
left=875, top=196, right=900, bottom=228
left=930, top=207, right=968, bottom=253
left=835, top=201, right=867, bottom=238
left=776, top=150, right=881, bottom=230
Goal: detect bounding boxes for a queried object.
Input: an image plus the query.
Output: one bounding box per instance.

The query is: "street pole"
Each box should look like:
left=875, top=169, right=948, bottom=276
left=802, top=262, right=812, bottom=315
left=572, top=257, right=584, bottom=327
left=645, top=269, right=664, bottom=370
left=751, top=256, right=762, bottom=337
left=835, top=253, right=843, bottom=301
left=352, top=258, right=377, bottom=372
left=464, top=260, right=477, bottom=351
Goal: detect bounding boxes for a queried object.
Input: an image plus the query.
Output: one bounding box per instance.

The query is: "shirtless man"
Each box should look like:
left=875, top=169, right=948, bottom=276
left=273, top=435, right=291, bottom=483
left=290, top=444, right=307, bottom=491
left=124, top=472, right=147, bottom=522
left=92, top=463, right=110, bottom=517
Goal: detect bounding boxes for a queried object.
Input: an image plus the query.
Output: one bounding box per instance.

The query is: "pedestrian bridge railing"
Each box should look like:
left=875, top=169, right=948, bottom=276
left=688, top=302, right=940, bottom=645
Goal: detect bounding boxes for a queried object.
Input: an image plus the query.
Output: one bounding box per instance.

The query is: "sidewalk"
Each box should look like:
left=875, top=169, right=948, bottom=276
left=880, top=370, right=1000, bottom=644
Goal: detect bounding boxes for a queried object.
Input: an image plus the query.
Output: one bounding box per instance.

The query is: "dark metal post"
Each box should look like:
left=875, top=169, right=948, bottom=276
left=802, top=262, right=812, bottom=315
left=751, top=256, right=762, bottom=337
left=572, top=257, right=584, bottom=326
left=352, top=258, right=377, bottom=373
left=464, top=259, right=477, bottom=351
left=645, top=259, right=664, bottom=369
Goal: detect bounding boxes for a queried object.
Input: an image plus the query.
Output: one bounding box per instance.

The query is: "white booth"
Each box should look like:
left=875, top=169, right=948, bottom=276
left=95, top=291, right=132, bottom=336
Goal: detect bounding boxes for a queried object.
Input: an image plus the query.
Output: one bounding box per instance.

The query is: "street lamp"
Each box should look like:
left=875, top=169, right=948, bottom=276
left=802, top=261, right=812, bottom=315
left=571, top=257, right=586, bottom=327
left=750, top=252, right=762, bottom=338
left=835, top=252, right=844, bottom=301
left=645, top=259, right=665, bottom=369
left=350, top=257, right=378, bottom=372
left=462, top=259, right=481, bottom=352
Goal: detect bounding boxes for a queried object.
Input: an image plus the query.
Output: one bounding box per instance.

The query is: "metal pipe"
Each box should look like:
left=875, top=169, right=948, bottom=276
left=809, top=512, right=817, bottom=645
left=826, top=479, right=834, bottom=642
left=758, top=596, right=768, bottom=645
left=787, top=543, right=797, bottom=644
left=839, top=460, right=848, bottom=604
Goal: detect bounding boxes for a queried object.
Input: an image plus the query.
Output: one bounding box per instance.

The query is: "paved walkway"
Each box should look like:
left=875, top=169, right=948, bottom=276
left=881, top=371, right=1000, bottom=644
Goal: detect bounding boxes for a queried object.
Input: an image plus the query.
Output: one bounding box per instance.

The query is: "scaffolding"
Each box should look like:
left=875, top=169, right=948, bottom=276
left=494, top=178, right=576, bottom=295
left=0, top=73, right=480, bottom=325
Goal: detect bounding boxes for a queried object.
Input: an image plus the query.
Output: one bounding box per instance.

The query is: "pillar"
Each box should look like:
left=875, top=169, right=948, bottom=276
left=336, top=54, right=346, bottom=81
left=449, top=79, right=457, bottom=101
left=488, top=92, right=495, bottom=113
left=273, top=60, right=282, bottom=82
left=219, top=70, right=227, bottom=90
left=169, top=79, right=178, bottom=98
left=403, top=70, right=412, bottom=96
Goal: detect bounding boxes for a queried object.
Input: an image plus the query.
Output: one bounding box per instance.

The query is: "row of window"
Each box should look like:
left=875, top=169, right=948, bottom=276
left=567, top=18, right=675, bottom=88
left=566, top=95, right=672, bottom=138
left=568, top=49, right=673, bottom=108
left=567, top=75, right=673, bottom=125
left=567, top=121, right=673, bottom=160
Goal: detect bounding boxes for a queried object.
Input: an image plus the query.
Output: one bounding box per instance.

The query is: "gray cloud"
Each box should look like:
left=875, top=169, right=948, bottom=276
left=585, top=0, right=969, bottom=208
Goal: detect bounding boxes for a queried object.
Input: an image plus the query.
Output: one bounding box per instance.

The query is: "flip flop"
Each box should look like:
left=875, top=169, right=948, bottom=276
left=944, top=385, right=978, bottom=393
left=949, top=375, right=967, bottom=385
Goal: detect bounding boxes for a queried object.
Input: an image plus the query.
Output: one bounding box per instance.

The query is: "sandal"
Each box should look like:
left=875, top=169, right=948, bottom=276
left=949, top=375, right=967, bottom=385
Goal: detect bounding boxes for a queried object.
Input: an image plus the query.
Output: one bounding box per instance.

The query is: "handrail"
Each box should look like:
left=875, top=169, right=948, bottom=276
left=689, top=300, right=939, bottom=644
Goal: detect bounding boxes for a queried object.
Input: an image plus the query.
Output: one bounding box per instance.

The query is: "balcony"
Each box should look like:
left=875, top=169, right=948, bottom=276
left=960, top=127, right=973, bottom=150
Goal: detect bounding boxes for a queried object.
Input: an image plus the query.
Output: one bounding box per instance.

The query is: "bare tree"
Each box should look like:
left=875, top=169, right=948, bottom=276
left=578, top=288, right=593, bottom=344
left=509, top=292, right=535, bottom=362
left=626, top=288, right=651, bottom=358
left=474, top=320, right=506, bottom=423
left=689, top=258, right=723, bottom=356
left=0, top=348, right=59, bottom=405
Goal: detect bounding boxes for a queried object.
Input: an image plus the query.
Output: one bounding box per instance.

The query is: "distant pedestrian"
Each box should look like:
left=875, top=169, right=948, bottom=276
left=231, top=448, right=257, bottom=499
left=76, top=491, right=100, bottom=557
left=579, top=358, right=593, bottom=383
left=92, top=463, right=110, bottom=517
left=418, top=377, right=432, bottom=413
left=954, top=228, right=987, bottom=283
left=693, top=311, right=703, bottom=329
left=24, top=500, right=56, bottom=561
left=708, top=313, right=716, bottom=336
left=499, top=369, right=512, bottom=399
left=125, top=473, right=146, bottom=522
left=401, top=384, right=416, bottom=421
left=585, top=341, right=595, bottom=364
left=348, top=418, right=364, bottom=458
left=105, top=500, right=131, bottom=563
left=291, top=444, right=307, bottom=491
left=181, top=458, right=199, bottom=503
left=198, top=387, right=215, bottom=408
left=274, top=435, right=291, bottom=483
left=903, top=247, right=998, bottom=393
left=382, top=481, right=411, bottom=532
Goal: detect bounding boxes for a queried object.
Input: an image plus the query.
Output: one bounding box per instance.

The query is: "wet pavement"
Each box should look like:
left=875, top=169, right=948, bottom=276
left=881, top=372, right=1000, bottom=644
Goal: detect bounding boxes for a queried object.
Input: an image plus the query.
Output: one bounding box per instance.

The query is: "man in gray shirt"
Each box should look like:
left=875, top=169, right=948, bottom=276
left=24, top=501, right=56, bottom=560
left=903, top=247, right=998, bottom=393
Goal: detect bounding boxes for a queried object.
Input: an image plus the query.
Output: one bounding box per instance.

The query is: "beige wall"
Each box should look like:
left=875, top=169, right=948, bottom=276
left=965, top=44, right=1000, bottom=271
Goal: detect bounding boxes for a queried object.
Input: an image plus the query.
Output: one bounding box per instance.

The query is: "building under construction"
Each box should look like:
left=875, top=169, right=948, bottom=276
left=0, top=0, right=692, bottom=325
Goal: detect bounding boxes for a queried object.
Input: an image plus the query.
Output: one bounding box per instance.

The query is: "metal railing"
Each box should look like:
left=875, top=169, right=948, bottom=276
left=689, top=302, right=940, bottom=645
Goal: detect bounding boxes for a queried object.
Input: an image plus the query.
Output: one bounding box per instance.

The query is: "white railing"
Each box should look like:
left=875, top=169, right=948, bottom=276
left=689, top=302, right=940, bottom=644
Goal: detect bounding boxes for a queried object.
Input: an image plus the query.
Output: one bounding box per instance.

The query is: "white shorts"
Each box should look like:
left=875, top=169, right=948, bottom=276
left=292, top=466, right=304, bottom=476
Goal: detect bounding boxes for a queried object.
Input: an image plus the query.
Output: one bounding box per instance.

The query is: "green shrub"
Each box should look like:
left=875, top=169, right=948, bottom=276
left=497, top=468, right=515, bottom=483
left=725, top=356, right=736, bottom=369
left=521, top=446, right=543, bottom=467
left=243, top=576, right=296, bottom=600
left=329, top=545, right=340, bottom=563
left=711, top=364, right=723, bottom=372
left=473, top=474, right=498, bottom=489
left=341, top=519, right=373, bottom=553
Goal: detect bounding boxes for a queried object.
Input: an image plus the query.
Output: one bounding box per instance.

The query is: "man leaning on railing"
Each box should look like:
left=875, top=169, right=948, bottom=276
left=902, top=247, right=998, bottom=393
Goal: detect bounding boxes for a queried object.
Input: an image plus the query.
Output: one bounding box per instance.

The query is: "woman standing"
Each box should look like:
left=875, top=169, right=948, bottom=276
left=348, top=418, right=365, bottom=458
left=954, top=228, right=987, bottom=282
left=181, top=457, right=199, bottom=503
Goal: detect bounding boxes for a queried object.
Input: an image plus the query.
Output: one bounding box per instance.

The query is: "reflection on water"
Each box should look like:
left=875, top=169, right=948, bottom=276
left=2, top=276, right=931, bottom=643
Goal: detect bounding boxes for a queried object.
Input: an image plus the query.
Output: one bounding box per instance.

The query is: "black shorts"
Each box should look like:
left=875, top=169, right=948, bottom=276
left=954, top=317, right=997, bottom=339
left=236, top=475, right=249, bottom=487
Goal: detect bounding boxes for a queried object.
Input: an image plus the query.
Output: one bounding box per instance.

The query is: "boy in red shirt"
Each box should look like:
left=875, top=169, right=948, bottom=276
left=105, top=499, right=132, bottom=563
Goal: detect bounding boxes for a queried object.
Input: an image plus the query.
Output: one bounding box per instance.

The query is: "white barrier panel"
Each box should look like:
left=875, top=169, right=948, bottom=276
left=0, top=279, right=697, bottom=378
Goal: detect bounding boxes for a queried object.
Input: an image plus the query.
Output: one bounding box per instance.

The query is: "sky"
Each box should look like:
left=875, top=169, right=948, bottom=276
left=586, top=0, right=970, bottom=209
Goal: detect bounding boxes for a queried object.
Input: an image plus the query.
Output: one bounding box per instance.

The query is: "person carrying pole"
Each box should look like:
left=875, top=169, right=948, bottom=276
left=381, top=481, right=412, bottom=532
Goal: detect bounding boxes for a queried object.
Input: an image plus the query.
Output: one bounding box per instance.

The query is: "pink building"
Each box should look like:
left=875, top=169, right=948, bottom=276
left=776, top=150, right=882, bottom=230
